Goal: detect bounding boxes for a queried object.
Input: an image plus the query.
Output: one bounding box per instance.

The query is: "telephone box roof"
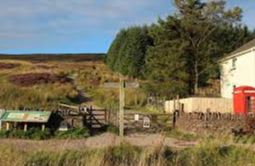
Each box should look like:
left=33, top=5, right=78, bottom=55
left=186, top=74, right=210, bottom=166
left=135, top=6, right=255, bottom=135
left=234, top=86, right=255, bottom=91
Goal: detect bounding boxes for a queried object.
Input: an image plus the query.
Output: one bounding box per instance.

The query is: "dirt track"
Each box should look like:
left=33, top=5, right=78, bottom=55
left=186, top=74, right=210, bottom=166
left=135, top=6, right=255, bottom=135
left=0, top=133, right=197, bottom=152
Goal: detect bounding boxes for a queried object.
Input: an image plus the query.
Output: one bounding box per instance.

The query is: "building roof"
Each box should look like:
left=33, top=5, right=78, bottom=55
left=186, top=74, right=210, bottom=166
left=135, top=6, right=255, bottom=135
left=221, top=38, right=255, bottom=62
left=0, top=111, right=51, bottom=123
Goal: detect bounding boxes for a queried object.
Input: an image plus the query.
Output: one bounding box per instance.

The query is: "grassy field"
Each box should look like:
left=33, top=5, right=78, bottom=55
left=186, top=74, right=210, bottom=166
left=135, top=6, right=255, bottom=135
left=0, top=138, right=255, bottom=166
left=1, top=55, right=248, bottom=166
left=0, top=126, right=253, bottom=166
left=0, top=55, right=147, bottom=110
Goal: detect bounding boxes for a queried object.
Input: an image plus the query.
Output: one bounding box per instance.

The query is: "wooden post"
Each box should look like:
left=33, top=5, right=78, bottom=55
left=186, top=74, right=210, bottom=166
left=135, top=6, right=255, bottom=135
left=173, top=110, right=177, bottom=128
left=42, top=124, right=45, bottom=131
left=173, top=98, right=176, bottom=111
left=6, top=122, right=10, bottom=131
left=83, top=114, right=87, bottom=126
left=24, top=123, right=28, bottom=132
left=135, top=91, right=138, bottom=106
left=104, top=109, right=107, bottom=123
left=119, top=76, right=125, bottom=137
left=176, top=95, right=180, bottom=110
left=89, top=106, right=93, bottom=130
left=108, top=109, right=111, bottom=124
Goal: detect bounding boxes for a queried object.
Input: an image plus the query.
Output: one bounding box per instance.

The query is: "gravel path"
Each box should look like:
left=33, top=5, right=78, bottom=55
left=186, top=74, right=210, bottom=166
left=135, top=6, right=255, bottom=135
left=0, top=133, right=197, bottom=152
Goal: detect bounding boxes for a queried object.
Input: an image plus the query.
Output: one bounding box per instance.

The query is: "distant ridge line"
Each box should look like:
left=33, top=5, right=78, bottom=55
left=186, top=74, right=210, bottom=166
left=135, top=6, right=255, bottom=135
left=0, top=53, right=106, bottom=62
left=0, top=53, right=105, bottom=56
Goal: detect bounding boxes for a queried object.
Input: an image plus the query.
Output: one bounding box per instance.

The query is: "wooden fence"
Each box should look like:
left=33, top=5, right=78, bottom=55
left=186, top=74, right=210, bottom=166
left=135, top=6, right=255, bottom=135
left=107, top=110, right=172, bottom=133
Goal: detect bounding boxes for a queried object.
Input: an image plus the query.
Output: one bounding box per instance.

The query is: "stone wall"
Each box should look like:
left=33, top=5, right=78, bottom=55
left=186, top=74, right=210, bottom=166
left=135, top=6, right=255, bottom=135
left=174, top=112, right=246, bottom=136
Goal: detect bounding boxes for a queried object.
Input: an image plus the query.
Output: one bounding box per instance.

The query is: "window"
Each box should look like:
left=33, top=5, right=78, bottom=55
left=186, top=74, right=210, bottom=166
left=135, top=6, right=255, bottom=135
left=232, top=58, right=237, bottom=70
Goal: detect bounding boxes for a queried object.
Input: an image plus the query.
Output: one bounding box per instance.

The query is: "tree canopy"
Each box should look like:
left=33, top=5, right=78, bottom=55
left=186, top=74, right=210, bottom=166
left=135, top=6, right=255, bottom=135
left=106, top=0, right=255, bottom=98
left=106, top=26, right=153, bottom=78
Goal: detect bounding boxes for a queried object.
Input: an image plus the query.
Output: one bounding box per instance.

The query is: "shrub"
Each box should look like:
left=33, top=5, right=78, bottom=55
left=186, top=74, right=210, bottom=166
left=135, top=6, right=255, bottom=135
left=0, top=128, right=51, bottom=140
left=106, top=124, right=119, bottom=135
left=0, top=130, right=10, bottom=138
left=26, top=128, right=51, bottom=140
left=55, top=128, right=90, bottom=139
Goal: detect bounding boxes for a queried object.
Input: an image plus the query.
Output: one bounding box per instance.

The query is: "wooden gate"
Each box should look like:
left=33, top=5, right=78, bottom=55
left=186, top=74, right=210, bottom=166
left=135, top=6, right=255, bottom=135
left=83, top=109, right=108, bottom=130
left=57, top=104, right=108, bottom=131
left=123, top=112, right=172, bottom=133
left=107, top=110, right=172, bottom=134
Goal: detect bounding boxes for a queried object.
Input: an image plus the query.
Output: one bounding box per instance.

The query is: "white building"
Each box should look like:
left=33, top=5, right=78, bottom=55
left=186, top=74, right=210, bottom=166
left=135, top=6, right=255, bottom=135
left=221, top=39, right=255, bottom=98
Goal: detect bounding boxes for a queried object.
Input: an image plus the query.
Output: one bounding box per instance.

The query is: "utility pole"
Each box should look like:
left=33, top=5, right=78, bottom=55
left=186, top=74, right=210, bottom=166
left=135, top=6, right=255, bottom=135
left=119, top=76, right=125, bottom=137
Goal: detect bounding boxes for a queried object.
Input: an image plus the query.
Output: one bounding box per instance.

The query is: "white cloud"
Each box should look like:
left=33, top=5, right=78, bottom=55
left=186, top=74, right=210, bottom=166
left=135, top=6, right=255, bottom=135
left=0, top=0, right=172, bottom=52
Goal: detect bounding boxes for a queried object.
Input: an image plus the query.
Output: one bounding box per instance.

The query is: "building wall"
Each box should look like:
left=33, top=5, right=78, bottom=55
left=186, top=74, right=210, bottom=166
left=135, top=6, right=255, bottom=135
left=165, top=97, right=233, bottom=113
left=221, top=50, right=255, bottom=98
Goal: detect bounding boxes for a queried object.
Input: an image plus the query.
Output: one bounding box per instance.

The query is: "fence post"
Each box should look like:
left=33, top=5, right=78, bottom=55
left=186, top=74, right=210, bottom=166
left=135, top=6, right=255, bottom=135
left=104, top=109, right=107, bottom=124
left=176, top=95, right=180, bottom=111
left=173, top=110, right=177, bottom=128
left=89, top=106, right=93, bottom=131
left=108, top=109, right=112, bottom=124
left=119, top=77, right=125, bottom=137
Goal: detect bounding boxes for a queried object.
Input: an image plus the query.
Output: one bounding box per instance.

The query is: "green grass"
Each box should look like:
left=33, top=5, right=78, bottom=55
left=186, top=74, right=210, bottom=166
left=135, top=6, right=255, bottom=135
left=165, top=128, right=199, bottom=141
left=0, top=141, right=254, bottom=166
left=55, top=128, right=90, bottom=139
left=177, top=140, right=255, bottom=166
left=0, top=58, right=151, bottom=114
left=0, top=128, right=51, bottom=140
left=0, top=82, right=80, bottom=109
left=106, top=124, right=119, bottom=135
left=0, top=59, right=113, bottom=109
left=0, top=128, right=90, bottom=140
left=233, top=134, right=255, bottom=144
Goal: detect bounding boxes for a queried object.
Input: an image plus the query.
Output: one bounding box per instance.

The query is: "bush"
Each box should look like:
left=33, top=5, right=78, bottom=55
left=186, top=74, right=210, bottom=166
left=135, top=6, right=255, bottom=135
left=106, top=124, right=119, bottom=135
left=0, top=130, right=10, bottom=138
left=26, top=128, right=51, bottom=140
left=55, top=128, right=90, bottom=139
left=0, top=128, right=51, bottom=140
left=0, top=127, right=91, bottom=140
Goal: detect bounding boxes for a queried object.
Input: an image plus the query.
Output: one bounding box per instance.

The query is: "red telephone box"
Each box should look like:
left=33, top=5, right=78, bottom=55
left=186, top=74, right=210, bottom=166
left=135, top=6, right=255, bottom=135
left=233, top=86, right=255, bottom=115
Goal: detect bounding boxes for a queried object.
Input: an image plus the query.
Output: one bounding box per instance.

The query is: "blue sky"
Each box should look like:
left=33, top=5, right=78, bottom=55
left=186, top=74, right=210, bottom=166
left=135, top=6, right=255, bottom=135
left=0, top=0, right=254, bottom=54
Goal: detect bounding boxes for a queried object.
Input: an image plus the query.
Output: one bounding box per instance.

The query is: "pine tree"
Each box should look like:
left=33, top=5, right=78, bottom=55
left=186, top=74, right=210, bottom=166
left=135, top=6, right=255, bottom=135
left=145, top=17, right=190, bottom=97
left=106, top=29, right=127, bottom=71
left=106, top=26, right=152, bottom=78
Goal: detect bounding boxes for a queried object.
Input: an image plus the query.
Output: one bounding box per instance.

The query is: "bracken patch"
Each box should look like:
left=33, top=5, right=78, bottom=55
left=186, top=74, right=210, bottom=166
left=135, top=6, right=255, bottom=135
left=0, top=63, right=20, bottom=69
left=9, top=73, right=72, bottom=87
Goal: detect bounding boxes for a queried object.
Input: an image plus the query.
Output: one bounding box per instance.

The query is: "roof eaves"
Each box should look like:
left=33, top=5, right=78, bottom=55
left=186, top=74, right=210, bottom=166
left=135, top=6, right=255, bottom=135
left=219, top=46, right=255, bottom=63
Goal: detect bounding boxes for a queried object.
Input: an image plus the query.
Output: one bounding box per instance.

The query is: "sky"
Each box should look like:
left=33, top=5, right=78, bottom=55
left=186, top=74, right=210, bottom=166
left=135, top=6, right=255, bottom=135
left=0, top=0, right=254, bottom=54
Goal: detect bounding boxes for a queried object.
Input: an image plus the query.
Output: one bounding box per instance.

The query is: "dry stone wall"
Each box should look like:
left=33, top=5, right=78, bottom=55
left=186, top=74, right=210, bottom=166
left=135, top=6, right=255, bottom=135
left=175, top=112, right=247, bottom=136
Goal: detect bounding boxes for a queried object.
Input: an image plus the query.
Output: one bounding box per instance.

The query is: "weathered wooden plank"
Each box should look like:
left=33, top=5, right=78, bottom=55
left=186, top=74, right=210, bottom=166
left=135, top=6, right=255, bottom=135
left=103, top=82, right=139, bottom=89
